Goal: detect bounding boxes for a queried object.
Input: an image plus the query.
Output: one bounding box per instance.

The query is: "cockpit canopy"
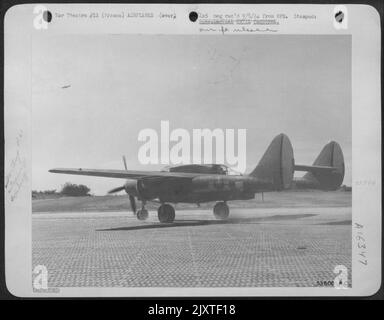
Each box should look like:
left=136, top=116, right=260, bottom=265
left=162, top=164, right=242, bottom=176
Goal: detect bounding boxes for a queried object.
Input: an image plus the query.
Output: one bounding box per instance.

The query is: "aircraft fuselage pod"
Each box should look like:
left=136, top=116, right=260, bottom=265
left=123, top=168, right=270, bottom=204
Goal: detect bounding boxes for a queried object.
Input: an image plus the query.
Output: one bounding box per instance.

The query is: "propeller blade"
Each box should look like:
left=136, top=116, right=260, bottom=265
left=129, top=195, right=136, bottom=214
left=108, top=186, right=125, bottom=194
left=122, top=155, right=127, bottom=170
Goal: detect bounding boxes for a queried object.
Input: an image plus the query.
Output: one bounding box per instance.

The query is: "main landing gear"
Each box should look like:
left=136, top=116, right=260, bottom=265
left=135, top=201, right=176, bottom=223
left=134, top=201, right=229, bottom=223
left=157, top=204, right=175, bottom=223
left=213, top=201, right=230, bottom=220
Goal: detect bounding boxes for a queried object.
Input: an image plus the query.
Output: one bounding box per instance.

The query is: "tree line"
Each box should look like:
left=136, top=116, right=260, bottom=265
left=32, top=182, right=91, bottom=199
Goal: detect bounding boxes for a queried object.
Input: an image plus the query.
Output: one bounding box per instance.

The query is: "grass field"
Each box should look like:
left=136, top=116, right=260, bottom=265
left=32, top=190, right=352, bottom=213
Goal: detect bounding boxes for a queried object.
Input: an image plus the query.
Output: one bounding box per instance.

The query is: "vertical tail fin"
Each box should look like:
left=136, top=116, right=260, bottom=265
left=250, top=134, right=294, bottom=190
left=295, top=141, right=345, bottom=190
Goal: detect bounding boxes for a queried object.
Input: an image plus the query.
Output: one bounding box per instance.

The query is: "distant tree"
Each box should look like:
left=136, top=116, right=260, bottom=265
left=60, top=183, right=91, bottom=197
left=32, top=189, right=58, bottom=199
left=43, top=189, right=57, bottom=195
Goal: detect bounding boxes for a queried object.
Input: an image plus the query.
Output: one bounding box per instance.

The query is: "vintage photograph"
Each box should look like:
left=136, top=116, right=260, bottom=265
left=30, top=34, right=352, bottom=289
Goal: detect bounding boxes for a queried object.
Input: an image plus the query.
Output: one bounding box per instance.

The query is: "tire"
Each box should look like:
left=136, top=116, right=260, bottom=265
left=213, top=202, right=230, bottom=220
left=158, top=204, right=175, bottom=223
left=136, top=209, right=149, bottom=220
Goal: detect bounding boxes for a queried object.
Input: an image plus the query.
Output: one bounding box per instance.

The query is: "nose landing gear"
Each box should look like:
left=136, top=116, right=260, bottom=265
left=213, top=201, right=230, bottom=220
left=136, top=200, right=149, bottom=221
left=136, top=209, right=149, bottom=220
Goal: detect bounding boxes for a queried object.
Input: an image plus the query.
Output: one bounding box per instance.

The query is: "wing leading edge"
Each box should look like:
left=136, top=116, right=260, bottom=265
left=48, top=168, right=204, bottom=180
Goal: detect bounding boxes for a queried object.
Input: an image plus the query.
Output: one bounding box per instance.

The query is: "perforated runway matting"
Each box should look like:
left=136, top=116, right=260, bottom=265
left=32, top=207, right=352, bottom=288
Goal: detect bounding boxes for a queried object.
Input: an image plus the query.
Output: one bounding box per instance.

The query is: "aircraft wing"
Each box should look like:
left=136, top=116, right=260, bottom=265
left=294, top=164, right=338, bottom=174
left=49, top=168, right=203, bottom=180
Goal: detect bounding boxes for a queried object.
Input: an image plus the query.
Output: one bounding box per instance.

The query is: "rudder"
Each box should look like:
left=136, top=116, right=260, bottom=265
left=302, top=141, right=345, bottom=190
left=250, top=134, right=294, bottom=190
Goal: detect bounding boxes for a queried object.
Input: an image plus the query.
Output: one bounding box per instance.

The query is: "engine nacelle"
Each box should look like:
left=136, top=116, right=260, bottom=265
left=124, top=180, right=140, bottom=197
left=123, top=179, right=161, bottom=200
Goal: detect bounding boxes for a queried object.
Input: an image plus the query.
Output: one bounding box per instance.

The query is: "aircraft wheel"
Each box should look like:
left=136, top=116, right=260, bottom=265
left=157, top=204, right=175, bottom=223
left=136, top=209, right=149, bottom=221
left=213, top=202, right=229, bottom=220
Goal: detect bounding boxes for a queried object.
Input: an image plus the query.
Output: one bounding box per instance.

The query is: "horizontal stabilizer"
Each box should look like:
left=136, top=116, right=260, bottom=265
left=294, top=164, right=337, bottom=174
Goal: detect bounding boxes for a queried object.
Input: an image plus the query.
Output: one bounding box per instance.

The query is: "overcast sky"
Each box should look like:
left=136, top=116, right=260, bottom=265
left=32, top=34, right=351, bottom=195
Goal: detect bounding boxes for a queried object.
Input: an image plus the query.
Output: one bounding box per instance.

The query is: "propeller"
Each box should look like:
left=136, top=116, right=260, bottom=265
left=108, top=186, right=125, bottom=194
left=108, top=186, right=136, bottom=214
left=107, top=156, right=129, bottom=194
left=107, top=155, right=136, bottom=214
left=129, top=195, right=136, bottom=213
left=122, top=155, right=127, bottom=170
